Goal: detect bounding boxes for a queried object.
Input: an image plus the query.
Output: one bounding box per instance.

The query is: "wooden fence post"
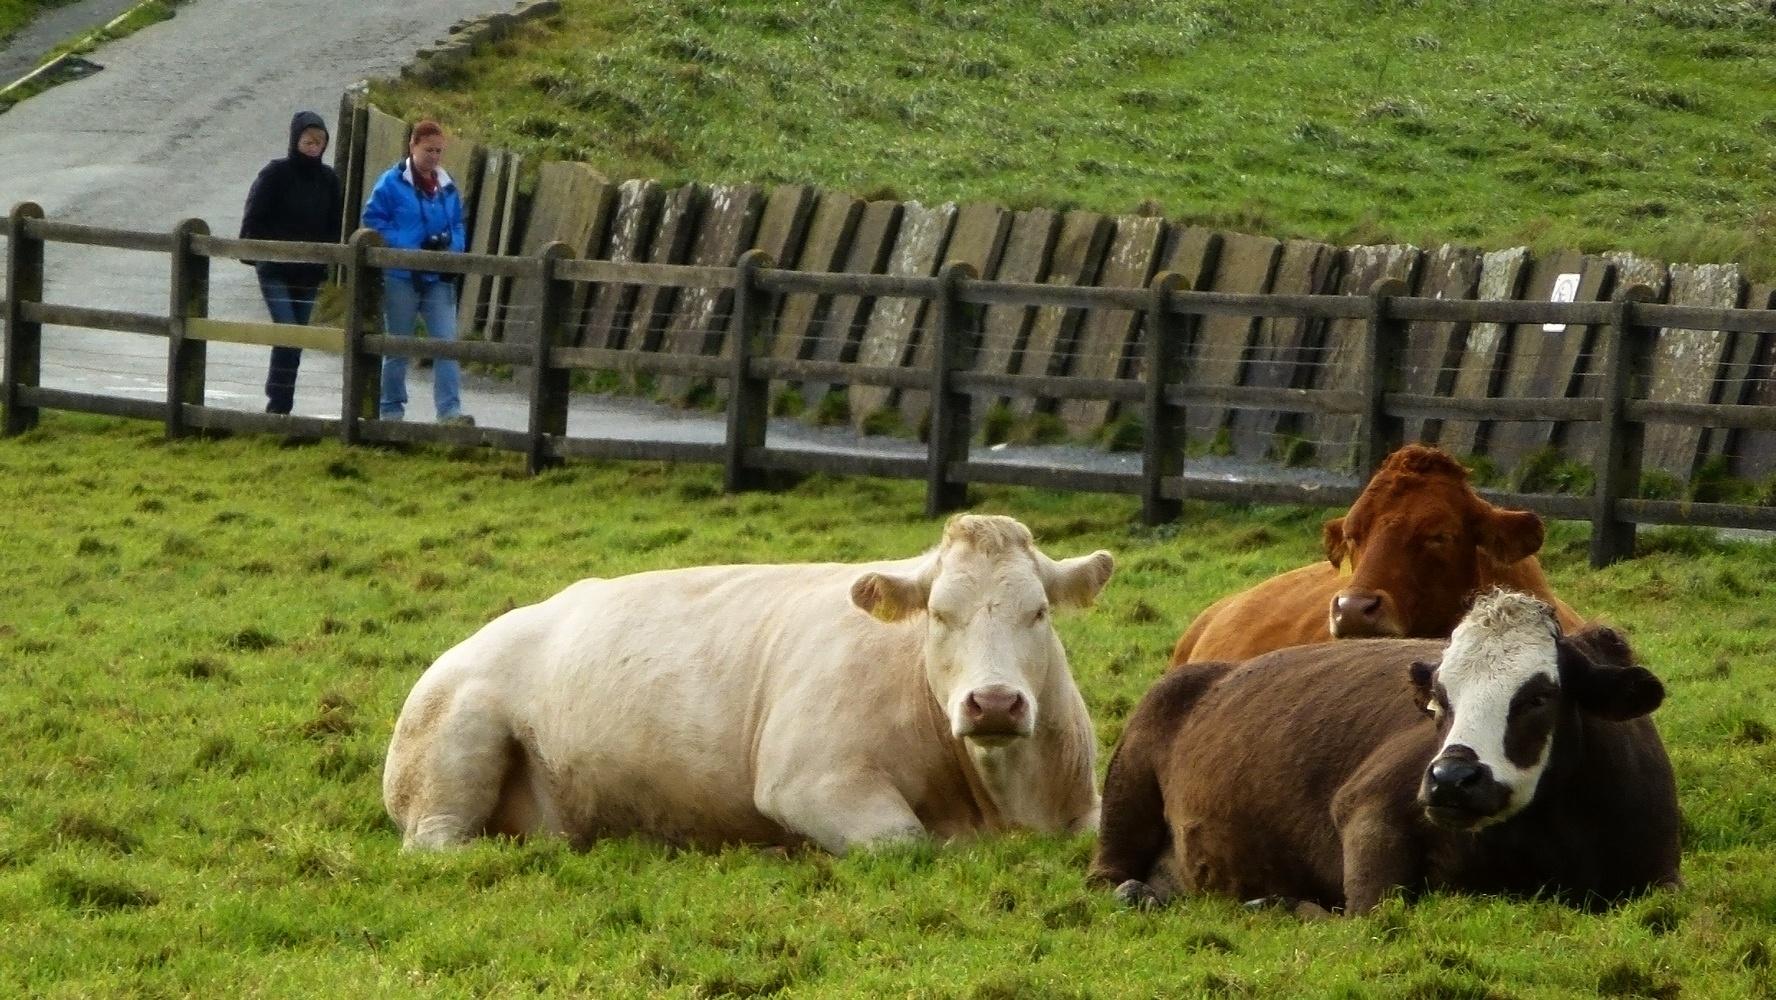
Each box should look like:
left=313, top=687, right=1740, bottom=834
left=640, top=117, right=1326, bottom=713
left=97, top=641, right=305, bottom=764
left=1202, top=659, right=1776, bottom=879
left=725, top=249, right=774, bottom=493
left=1590, top=284, right=1659, bottom=568
left=1358, top=277, right=1410, bottom=478
left=340, top=228, right=385, bottom=446
left=527, top=241, right=575, bottom=475
left=925, top=261, right=978, bottom=518
left=166, top=217, right=210, bottom=440
left=3, top=202, right=45, bottom=437
left=1142, top=271, right=1187, bottom=525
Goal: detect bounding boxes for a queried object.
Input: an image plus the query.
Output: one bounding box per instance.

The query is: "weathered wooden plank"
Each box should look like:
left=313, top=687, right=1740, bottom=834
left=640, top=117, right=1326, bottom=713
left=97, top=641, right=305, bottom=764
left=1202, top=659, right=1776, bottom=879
left=1438, top=247, right=1530, bottom=457
left=1058, top=215, right=1166, bottom=436
left=1229, top=239, right=1342, bottom=459
left=362, top=106, right=410, bottom=184
left=1305, top=244, right=1420, bottom=467
left=502, top=162, right=615, bottom=347
left=578, top=179, right=663, bottom=349
left=335, top=94, right=368, bottom=240
left=1729, top=284, right=1776, bottom=479
left=968, top=208, right=1058, bottom=396
left=1011, top=210, right=1111, bottom=419
left=849, top=201, right=956, bottom=428
left=1642, top=263, right=1746, bottom=479
left=456, top=151, right=509, bottom=338
left=481, top=153, right=524, bottom=343
left=769, top=191, right=863, bottom=368
left=1399, top=245, right=1483, bottom=445
left=801, top=200, right=902, bottom=409
left=656, top=183, right=766, bottom=402
left=1183, top=233, right=1284, bottom=447
left=1563, top=252, right=1671, bottom=465
left=439, top=136, right=483, bottom=233
left=900, top=201, right=1012, bottom=428
left=943, top=202, right=1013, bottom=276
left=752, top=184, right=817, bottom=268
left=1710, top=284, right=1770, bottom=466
left=1486, top=250, right=1615, bottom=471
left=627, top=182, right=704, bottom=355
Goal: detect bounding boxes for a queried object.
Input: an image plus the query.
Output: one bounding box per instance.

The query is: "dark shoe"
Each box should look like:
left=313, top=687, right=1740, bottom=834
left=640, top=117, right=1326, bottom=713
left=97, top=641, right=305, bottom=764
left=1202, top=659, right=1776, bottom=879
left=439, top=414, right=475, bottom=428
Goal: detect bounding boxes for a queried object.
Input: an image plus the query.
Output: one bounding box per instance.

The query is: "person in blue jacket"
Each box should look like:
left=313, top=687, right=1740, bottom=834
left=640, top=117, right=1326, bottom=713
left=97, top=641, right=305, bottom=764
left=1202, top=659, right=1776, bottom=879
left=238, top=110, right=343, bottom=415
left=361, top=118, right=473, bottom=426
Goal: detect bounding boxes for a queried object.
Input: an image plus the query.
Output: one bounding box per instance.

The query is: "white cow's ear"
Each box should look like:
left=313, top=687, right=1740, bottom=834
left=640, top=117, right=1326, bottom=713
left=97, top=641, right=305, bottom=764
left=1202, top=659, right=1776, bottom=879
left=1043, top=550, right=1115, bottom=609
left=851, top=571, right=928, bottom=623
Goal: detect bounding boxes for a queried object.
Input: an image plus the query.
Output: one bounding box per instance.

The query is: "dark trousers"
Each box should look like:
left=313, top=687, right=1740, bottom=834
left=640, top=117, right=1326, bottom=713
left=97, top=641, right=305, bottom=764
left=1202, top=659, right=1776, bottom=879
left=259, top=274, right=320, bottom=414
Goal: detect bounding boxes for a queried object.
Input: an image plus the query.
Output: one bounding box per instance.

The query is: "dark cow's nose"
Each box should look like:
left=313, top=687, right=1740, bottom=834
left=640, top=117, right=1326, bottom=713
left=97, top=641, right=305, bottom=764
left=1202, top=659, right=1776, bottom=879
left=963, top=685, right=1028, bottom=737
left=1427, top=756, right=1485, bottom=797
left=1421, top=747, right=1508, bottom=824
left=1331, top=589, right=1389, bottom=637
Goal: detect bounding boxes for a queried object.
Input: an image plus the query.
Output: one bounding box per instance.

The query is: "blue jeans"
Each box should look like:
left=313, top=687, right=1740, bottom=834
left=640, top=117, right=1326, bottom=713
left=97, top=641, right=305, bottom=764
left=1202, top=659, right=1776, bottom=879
left=380, top=277, right=462, bottom=420
left=259, top=274, right=319, bottom=415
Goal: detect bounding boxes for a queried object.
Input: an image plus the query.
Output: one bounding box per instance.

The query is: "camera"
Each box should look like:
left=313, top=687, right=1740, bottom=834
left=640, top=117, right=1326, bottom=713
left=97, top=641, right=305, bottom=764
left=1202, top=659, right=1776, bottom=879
left=420, top=231, right=452, bottom=252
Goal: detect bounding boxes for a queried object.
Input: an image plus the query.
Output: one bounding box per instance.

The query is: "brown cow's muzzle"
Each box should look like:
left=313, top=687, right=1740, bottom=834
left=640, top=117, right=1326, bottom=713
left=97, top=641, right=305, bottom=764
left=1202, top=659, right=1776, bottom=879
left=1330, top=587, right=1401, bottom=638
left=960, top=684, right=1030, bottom=741
left=1418, top=745, right=1510, bottom=829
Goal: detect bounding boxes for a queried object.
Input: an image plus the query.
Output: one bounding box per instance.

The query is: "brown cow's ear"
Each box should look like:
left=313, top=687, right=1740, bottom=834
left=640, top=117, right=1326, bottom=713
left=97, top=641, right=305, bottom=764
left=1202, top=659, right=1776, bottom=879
left=1557, top=636, right=1665, bottom=721
left=1408, top=659, right=1438, bottom=713
left=1322, top=517, right=1348, bottom=568
left=1480, top=508, right=1545, bottom=563
left=851, top=571, right=928, bottom=623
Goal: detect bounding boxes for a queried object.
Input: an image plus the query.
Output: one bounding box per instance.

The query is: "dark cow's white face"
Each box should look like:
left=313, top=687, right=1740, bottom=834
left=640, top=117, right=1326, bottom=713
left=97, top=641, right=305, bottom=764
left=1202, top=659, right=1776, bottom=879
left=1411, top=590, right=1561, bottom=830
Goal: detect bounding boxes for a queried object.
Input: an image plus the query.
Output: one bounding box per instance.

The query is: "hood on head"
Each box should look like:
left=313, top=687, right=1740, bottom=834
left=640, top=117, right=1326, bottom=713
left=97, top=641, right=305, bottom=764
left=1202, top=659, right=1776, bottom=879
left=287, top=110, right=329, bottom=161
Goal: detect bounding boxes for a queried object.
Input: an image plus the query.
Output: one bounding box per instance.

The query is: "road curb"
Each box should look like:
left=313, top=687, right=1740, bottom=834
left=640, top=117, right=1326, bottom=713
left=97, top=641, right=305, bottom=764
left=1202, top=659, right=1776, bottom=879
left=0, top=0, right=161, bottom=107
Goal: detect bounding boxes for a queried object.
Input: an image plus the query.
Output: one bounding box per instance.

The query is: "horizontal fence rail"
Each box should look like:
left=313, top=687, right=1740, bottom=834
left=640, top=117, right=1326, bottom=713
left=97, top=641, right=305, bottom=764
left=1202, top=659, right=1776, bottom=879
left=6, top=203, right=1776, bottom=567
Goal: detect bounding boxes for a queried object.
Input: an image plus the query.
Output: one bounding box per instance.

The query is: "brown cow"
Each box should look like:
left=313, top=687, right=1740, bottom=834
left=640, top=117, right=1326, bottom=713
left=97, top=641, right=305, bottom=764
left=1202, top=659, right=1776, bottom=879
left=1093, top=591, right=1681, bottom=915
left=1170, top=444, right=1583, bottom=665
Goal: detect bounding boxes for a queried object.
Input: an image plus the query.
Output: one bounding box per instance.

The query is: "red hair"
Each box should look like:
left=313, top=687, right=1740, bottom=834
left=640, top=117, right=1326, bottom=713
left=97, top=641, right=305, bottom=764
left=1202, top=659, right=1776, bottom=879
left=410, top=119, right=446, bottom=145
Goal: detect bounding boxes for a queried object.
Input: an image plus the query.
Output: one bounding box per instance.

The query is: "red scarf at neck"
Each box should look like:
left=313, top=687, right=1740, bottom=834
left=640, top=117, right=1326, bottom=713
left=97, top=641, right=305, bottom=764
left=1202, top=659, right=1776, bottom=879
left=412, top=161, right=439, bottom=197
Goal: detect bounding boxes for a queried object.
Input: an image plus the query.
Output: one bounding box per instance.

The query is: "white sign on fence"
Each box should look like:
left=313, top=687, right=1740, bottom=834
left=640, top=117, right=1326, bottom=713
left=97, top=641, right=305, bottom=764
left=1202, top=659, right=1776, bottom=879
left=1544, top=272, right=1581, bottom=332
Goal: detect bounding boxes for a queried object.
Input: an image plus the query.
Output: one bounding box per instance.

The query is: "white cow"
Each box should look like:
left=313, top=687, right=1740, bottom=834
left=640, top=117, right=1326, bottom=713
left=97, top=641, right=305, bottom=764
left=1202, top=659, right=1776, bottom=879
left=384, top=514, right=1114, bottom=853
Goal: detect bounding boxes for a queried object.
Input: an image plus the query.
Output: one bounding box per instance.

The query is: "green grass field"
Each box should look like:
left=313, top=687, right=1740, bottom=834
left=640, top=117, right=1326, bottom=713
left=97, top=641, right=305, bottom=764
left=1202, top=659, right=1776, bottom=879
left=372, top=0, right=1776, bottom=281
left=3, top=413, right=1776, bottom=997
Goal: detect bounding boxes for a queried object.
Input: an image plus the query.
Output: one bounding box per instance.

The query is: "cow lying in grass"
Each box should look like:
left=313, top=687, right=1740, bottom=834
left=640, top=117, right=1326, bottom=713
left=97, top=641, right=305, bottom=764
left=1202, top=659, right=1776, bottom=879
left=1171, top=444, right=1585, bottom=665
left=384, top=514, right=1113, bottom=853
left=1095, top=590, right=1680, bottom=915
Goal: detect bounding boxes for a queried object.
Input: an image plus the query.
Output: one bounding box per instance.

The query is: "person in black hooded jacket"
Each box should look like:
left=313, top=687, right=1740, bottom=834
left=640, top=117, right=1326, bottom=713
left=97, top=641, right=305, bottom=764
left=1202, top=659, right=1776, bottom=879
left=239, top=110, right=344, bottom=415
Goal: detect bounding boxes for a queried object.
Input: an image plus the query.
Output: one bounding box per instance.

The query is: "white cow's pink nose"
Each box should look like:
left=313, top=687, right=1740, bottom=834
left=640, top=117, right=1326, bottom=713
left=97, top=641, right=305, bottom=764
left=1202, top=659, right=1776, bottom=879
left=963, top=685, right=1028, bottom=737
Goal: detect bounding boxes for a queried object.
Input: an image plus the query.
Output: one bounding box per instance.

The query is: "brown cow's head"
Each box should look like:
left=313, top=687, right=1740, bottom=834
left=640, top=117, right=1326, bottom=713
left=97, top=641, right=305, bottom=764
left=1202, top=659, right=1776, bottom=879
left=1406, top=590, right=1663, bottom=831
left=1322, top=444, right=1544, bottom=639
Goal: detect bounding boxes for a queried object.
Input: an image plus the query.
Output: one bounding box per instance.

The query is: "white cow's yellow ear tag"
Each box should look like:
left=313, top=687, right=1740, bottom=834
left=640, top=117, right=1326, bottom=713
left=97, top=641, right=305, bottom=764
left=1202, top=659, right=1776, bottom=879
left=1338, top=556, right=1353, bottom=579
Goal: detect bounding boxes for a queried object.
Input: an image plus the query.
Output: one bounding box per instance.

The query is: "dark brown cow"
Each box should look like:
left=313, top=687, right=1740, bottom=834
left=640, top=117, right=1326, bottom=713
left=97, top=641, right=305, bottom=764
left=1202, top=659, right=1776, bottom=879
left=1095, top=591, right=1680, bottom=915
left=1170, top=444, right=1583, bottom=666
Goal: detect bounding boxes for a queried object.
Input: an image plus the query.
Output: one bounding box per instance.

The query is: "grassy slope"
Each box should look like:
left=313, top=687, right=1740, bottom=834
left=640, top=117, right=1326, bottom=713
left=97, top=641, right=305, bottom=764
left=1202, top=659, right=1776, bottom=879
left=375, top=0, right=1776, bottom=280
left=3, top=415, right=1776, bottom=996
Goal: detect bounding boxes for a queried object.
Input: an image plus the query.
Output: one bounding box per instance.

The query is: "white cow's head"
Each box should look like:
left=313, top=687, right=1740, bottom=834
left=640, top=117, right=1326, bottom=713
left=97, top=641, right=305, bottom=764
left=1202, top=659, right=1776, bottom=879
left=850, top=514, right=1113, bottom=746
left=1409, top=590, right=1664, bottom=831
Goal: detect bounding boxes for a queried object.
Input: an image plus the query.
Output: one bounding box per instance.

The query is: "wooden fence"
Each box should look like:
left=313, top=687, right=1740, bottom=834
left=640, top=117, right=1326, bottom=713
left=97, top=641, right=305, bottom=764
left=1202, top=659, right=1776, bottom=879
left=5, top=202, right=1776, bottom=568
left=337, top=102, right=1776, bottom=487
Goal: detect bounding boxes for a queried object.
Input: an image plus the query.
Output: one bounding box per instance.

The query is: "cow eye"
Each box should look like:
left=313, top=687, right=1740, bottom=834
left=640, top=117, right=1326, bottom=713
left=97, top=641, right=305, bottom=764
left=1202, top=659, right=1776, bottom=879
left=1031, top=606, right=1048, bottom=625
left=930, top=610, right=953, bottom=627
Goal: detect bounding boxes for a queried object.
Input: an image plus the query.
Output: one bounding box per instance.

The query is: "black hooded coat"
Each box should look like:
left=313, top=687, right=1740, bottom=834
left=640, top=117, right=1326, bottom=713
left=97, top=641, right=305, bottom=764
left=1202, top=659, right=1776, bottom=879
left=238, top=110, right=344, bottom=287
